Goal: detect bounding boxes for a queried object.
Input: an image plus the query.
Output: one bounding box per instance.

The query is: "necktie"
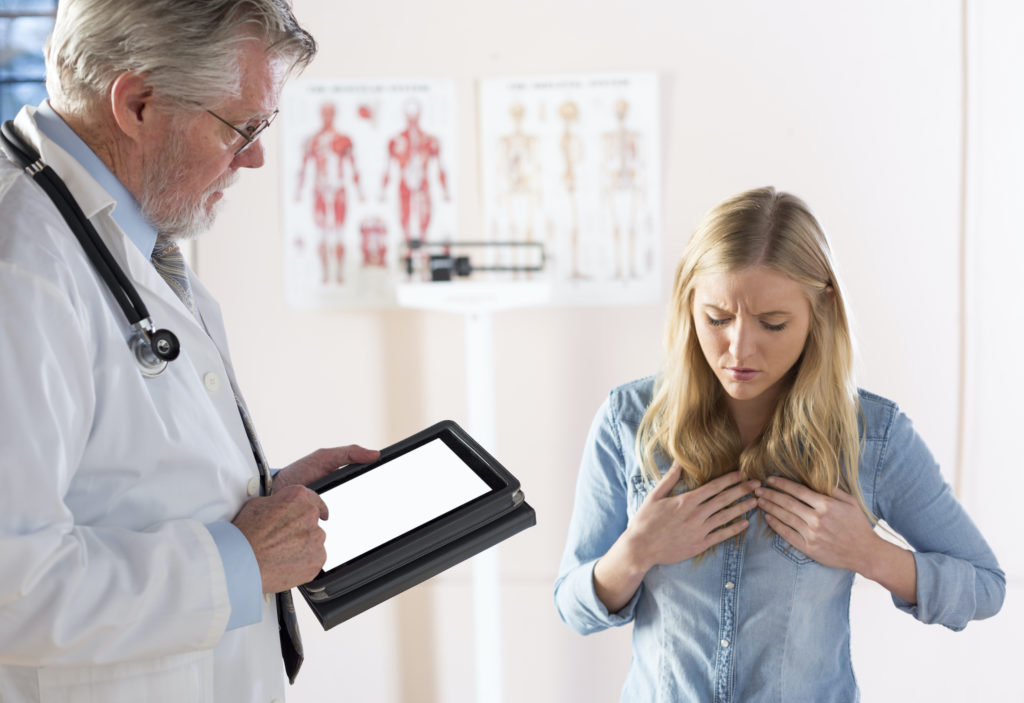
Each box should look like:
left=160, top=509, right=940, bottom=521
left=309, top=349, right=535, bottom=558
left=150, top=239, right=197, bottom=317
left=150, top=238, right=304, bottom=683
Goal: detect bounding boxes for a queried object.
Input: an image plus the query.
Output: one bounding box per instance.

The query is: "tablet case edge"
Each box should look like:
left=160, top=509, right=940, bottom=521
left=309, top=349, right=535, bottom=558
left=299, top=500, right=536, bottom=630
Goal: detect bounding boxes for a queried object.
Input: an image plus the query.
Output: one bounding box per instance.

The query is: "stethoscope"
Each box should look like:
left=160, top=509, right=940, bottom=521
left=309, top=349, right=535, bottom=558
left=0, top=120, right=180, bottom=377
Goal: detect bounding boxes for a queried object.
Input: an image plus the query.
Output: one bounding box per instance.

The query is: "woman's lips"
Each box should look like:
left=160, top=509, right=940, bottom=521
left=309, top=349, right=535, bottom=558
left=727, top=367, right=759, bottom=381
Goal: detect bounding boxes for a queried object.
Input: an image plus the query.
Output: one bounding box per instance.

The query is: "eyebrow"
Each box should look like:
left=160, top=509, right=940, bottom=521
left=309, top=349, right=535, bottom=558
left=701, top=304, right=791, bottom=317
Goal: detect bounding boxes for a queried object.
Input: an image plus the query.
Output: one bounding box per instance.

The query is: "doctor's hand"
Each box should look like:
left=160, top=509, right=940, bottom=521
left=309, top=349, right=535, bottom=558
left=232, top=485, right=330, bottom=594
left=272, top=444, right=380, bottom=493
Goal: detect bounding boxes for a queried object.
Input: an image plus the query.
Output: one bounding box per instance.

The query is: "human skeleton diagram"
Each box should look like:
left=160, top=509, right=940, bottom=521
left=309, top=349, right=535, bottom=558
left=379, top=98, right=450, bottom=251
left=601, top=99, right=645, bottom=279
left=295, top=102, right=363, bottom=284
left=493, top=102, right=541, bottom=270
left=558, top=100, right=584, bottom=279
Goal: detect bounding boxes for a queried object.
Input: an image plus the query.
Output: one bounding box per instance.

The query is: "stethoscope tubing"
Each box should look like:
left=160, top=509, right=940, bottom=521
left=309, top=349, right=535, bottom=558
left=0, top=120, right=150, bottom=327
left=0, top=120, right=179, bottom=372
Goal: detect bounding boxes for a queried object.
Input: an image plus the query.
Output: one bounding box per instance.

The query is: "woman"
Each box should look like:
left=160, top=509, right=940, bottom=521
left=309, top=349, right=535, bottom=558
left=553, top=187, right=1004, bottom=702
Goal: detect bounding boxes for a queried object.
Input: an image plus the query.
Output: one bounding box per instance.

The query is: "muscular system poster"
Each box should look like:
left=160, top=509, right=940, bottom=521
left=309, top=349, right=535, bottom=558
left=281, top=78, right=458, bottom=307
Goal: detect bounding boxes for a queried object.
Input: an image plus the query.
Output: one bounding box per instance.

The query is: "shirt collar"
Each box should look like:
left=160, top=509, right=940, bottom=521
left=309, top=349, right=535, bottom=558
left=33, top=100, right=158, bottom=258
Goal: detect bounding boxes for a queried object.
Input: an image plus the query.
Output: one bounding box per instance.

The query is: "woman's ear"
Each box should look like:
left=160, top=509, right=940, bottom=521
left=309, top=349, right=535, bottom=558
left=108, top=72, right=156, bottom=143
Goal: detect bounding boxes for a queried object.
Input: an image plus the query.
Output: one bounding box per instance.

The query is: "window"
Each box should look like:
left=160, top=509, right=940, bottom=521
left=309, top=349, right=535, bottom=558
left=1, top=0, right=58, bottom=122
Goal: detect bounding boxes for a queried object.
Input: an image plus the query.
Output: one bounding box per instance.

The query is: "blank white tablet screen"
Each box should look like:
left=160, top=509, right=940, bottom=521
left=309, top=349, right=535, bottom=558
left=321, top=439, right=491, bottom=571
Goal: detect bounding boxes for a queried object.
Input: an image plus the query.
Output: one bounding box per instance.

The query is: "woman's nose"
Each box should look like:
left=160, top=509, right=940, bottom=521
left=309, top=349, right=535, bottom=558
left=729, top=319, right=755, bottom=361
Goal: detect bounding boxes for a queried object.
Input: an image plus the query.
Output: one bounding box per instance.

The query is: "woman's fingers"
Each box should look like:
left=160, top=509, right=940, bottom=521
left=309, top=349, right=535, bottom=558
left=705, top=498, right=757, bottom=533
left=764, top=476, right=826, bottom=510
left=649, top=463, right=683, bottom=500
left=704, top=513, right=751, bottom=547
left=691, top=470, right=745, bottom=501
left=701, top=479, right=760, bottom=513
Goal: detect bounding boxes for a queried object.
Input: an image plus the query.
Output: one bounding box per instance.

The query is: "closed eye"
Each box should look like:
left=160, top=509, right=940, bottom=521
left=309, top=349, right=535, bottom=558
left=707, top=315, right=730, bottom=327
left=761, top=321, right=787, bottom=332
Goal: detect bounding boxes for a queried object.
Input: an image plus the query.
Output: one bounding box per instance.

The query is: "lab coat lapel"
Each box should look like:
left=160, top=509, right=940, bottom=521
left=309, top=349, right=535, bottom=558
left=189, top=274, right=237, bottom=382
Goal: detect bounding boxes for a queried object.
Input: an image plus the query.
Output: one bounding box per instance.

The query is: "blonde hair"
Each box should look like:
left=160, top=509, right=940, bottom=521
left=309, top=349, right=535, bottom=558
left=636, top=187, right=865, bottom=511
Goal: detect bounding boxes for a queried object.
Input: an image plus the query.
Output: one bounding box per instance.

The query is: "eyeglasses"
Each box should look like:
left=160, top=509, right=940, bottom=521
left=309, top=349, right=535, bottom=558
left=205, top=108, right=279, bottom=155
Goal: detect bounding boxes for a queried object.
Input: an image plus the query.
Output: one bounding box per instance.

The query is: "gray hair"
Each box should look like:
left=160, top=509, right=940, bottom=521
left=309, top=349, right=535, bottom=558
left=45, top=0, right=317, bottom=116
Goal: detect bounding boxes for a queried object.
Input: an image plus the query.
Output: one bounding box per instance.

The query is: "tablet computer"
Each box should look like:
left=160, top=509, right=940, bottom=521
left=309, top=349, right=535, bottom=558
left=298, top=420, right=535, bottom=628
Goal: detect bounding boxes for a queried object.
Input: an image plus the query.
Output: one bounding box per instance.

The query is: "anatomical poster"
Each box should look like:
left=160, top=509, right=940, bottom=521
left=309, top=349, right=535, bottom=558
left=479, top=72, right=661, bottom=306
left=281, top=77, right=458, bottom=307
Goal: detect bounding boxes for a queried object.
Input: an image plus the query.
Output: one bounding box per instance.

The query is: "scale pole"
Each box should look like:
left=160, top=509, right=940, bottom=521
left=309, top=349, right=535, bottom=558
left=465, top=310, right=502, bottom=703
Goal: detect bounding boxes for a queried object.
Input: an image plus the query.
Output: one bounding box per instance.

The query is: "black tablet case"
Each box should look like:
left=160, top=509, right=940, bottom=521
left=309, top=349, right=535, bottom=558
left=298, top=420, right=536, bottom=630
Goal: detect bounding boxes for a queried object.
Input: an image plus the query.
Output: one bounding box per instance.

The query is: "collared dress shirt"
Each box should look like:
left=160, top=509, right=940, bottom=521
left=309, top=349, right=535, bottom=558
left=554, top=376, right=1005, bottom=703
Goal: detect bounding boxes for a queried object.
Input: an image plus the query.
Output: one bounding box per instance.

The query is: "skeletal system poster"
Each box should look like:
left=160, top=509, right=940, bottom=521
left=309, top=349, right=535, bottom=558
left=281, top=78, right=458, bottom=307
left=479, top=72, right=661, bottom=306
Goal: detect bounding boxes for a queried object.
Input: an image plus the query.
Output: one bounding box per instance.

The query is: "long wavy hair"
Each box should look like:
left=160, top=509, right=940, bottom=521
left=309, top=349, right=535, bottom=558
left=636, top=187, right=866, bottom=514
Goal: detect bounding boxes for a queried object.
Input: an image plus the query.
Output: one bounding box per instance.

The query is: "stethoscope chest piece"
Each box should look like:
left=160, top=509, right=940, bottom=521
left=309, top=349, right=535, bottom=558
left=130, top=323, right=180, bottom=378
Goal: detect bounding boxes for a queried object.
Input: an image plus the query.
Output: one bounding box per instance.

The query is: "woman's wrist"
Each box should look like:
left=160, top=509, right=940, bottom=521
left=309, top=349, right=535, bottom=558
left=617, top=527, right=654, bottom=576
left=857, top=536, right=918, bottom=604
left=593, top=532, right=652, bottom=613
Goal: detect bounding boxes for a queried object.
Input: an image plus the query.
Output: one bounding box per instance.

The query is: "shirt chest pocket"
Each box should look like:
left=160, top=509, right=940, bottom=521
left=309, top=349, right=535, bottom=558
left=771, top=532, right=816, bottom=565
left=627, top=473, right=650, bottom=519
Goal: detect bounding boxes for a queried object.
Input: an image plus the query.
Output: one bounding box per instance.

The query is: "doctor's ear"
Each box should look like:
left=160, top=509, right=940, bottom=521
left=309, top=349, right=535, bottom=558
left=108, top=72, right=157, bottom=142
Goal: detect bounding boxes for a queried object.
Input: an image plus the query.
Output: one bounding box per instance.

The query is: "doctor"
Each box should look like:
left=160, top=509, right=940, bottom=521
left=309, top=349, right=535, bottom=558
left=0, top=1, right=379, bottom=701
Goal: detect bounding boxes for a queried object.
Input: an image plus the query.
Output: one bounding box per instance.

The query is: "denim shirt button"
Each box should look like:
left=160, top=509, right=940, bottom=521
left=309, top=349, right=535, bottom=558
left=725, top=581, right=735, bottom=590
left=720, top=639, right=730, bottom=648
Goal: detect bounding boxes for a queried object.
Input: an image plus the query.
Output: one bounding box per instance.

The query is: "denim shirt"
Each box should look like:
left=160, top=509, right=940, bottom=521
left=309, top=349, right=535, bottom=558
left=554, top=377, right=1005, bottom=703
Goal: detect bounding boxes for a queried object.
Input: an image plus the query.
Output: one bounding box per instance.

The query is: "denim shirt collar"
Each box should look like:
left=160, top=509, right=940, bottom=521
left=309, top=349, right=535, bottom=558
left=33, top=100, right=158, bottom=259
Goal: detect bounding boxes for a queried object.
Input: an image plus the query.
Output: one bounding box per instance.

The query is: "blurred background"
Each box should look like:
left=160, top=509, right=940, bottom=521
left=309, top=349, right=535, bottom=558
left=3, top=0, right=1021, bottom=700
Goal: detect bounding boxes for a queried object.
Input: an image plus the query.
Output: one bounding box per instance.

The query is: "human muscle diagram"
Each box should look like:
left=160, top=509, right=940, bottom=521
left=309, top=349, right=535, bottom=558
left=281, top=78, right=457, bottom=307
left=294, top=102, right=362, bottom=285
left=380, top=98, right=450, bottom=247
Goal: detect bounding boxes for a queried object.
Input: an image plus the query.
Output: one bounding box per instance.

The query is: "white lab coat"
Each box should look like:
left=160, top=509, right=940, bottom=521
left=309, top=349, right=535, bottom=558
left=0, top=107, right=287, bottom=702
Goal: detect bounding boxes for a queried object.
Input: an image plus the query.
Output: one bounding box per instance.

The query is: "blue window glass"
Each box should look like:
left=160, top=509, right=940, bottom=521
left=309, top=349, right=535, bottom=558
left=1, top=0, right=58, bottom=122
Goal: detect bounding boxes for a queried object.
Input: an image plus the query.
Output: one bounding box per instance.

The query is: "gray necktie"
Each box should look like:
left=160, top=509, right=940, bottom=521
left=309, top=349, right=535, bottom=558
left=150, top=239, right=197, bottom=317
left=150, top=239, right=304, bottom=683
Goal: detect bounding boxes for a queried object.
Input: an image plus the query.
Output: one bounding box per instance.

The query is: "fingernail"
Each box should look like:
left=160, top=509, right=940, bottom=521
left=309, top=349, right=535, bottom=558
left=766, top=476, right=776, bottom=484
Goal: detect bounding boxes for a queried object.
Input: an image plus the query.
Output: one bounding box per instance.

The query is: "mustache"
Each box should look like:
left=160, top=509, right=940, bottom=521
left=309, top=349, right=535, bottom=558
left=209, top=171, right=239, bottom=194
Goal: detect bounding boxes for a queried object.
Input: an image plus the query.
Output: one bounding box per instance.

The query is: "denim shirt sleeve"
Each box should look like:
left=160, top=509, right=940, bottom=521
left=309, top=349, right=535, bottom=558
left=554, top=393, right=643, bottom=634
left=866, top=396, right=1006, bottom=631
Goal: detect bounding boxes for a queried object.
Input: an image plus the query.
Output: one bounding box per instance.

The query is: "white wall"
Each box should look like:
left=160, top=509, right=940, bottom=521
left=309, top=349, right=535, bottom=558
left=196, top=0, right=1022, bottom=700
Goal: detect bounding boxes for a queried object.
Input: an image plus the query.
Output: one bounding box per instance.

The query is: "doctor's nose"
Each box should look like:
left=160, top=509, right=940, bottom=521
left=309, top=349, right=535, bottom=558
left=233, top=140, right=265, bottom=169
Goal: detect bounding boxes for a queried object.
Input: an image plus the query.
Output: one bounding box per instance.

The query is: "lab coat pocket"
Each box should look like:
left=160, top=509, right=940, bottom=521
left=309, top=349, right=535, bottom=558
left=37, top=651, right=213, bottom=703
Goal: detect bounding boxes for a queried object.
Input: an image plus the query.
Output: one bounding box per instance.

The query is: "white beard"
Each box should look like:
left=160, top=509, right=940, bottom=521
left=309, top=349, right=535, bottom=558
left=138, top=127, right=238, bottom=241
